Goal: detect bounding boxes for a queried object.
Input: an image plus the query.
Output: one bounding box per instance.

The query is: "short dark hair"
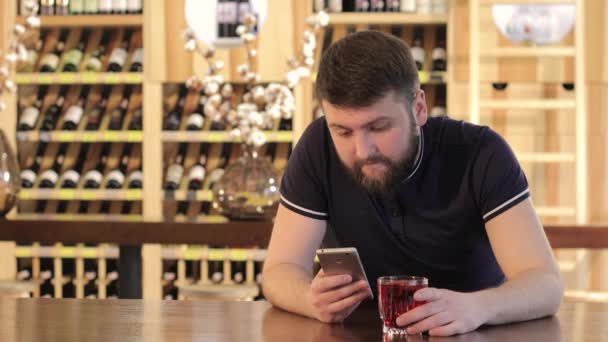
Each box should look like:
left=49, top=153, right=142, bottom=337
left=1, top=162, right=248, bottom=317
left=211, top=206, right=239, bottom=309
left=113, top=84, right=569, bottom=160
left=315, top=30, right=419, bottom=110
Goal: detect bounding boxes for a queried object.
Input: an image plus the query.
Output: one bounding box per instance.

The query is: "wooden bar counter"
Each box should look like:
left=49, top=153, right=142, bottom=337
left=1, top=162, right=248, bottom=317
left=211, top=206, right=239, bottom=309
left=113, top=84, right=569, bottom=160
left=0, top=298, right=606, bottom=341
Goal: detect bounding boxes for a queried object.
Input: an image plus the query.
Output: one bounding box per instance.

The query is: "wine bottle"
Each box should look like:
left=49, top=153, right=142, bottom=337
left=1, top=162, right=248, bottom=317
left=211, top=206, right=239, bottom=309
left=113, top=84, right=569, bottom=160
left=39, top=29, right=68, bottom=72
left=38, top=143, right=69, bottom=188
left=60, top=143, right=90, bottom=189
left=430, top=85, right=447, bottom=117
left=108, top=86, right=132, bottom=130
left=84, top=85, right=112, bottom=130
left=106, top=269, right=119, bottom=299
left=18, top=30, right=46, bottom=73
left=62, top=29, right=90, bottom=72
left=55, top=0, right=69, bottom=15
left=83, top=143, right=112, bottom=189
left=164, top=143, right=187, bottom=190
left=411, top=27, right=425, bottom=71
left=431, top=26, right=447, bottom=72
left=128, top=46, right=143, bottom=72
left=56, top=143, right=91, bottom=213
left=237, top=0, right=251, bottom=26
left=99, top=0, right=113, bottom=14
left=387, top=0, right=400, bottom=11
left=175, top=200, right=189, bottom=217
left=328, top=0, right=342, bottom=12
left=164, top=86, right=188, bottom=131
left=105, top=143, right=133, bottom=189
left=225, top=0, right=238, bottom=37
left=372, top=0, right=385, bottom=12
left=18, top=85, right=48, bottom=131
left=187, top=143, right=208, bottom=190
left=207, top=143, right=232, bottom=190
left=162, top=270, right=177, bottom=300
left=84, top=30, right=110, bottom=72
left=107, top=30, right=132, bottom=72
left=127, top=0, right=143, bottom=14
left=355, top=0, right=370, bottom=12
left=231, top=261, right=246, bottom=284
left=21, top=142, right=49, bottom=188
left=62, top=85, right=91, bottom=130
left=70, top=0, right=84, bottom=14
left=209, top=259, right=223, bottom=284
left=185, top=96, right=205, bottom=131
left=217, top=0, right=228, bottom=38
left=39, top=86, right=68, bottom=131
left=40, top=269, right=54, bottom=298
left=41, top=0, right=55, bottom=15
left=127, top=106, right=143, bottom=130
left=112, top=0, right=127, bottom=14
left=84, top=0, right=98, bottom=14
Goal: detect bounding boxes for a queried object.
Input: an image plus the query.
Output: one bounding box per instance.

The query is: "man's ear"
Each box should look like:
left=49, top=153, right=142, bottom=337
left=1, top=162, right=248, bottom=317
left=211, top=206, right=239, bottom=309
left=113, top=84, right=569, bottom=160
left=413, top=89, right=428, bottom=126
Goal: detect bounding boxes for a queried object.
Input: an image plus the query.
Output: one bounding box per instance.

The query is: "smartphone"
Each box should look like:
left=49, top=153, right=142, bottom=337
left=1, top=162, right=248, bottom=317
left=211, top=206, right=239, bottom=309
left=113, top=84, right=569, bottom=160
left=316, top=247, right=373, bottom=299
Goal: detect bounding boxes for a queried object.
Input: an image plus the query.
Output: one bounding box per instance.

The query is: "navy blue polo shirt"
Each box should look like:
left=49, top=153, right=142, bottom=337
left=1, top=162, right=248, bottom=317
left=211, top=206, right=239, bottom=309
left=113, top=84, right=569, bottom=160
left=279, top=116, right=530, bottom=294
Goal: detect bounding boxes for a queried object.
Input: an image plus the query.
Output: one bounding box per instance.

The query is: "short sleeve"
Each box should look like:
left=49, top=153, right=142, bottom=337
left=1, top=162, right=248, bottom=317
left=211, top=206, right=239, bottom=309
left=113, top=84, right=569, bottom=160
left=471, top=128, right=530, bottom=223
left=279, top=119, right=329, bottom=220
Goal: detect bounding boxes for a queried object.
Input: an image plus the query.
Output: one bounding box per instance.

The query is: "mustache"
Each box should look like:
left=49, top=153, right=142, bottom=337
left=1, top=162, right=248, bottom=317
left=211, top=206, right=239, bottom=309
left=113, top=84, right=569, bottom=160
left=354, top=155, right=393, bottom=168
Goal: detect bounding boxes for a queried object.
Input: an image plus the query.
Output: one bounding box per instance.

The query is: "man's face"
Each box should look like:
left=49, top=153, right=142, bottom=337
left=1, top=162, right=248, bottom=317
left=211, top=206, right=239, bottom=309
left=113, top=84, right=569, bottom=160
left=324, top=90, right=427, bottom=194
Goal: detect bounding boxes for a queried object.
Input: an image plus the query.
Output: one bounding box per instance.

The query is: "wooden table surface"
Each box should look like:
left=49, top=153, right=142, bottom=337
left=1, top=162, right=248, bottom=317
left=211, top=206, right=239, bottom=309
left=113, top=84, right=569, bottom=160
left=0, top=298, right=606, bottom=342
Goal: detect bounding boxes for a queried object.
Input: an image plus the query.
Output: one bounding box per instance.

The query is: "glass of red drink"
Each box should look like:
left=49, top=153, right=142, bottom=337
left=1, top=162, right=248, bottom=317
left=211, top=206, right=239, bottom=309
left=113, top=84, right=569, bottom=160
left=377, top=276, right=428, bottom=335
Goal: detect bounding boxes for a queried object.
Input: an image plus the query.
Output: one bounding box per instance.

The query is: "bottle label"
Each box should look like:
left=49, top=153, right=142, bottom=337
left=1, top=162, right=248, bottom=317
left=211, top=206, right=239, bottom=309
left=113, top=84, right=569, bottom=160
left=109, top=48, right=128, bottom=67
left=432, top=47, right=446, bottom=61
left=411, top=47, right=425, bottom=66
left=85, top=0, right=98, bottom=12
left=131, top=48, right=143, bottom=64
left=225, top=2, right=238, bottom=22
left=40, top=169, right=59, bottom=185
left=127, top=170, right=143, bottom=184
left=127, top=0, right=142, bottom=11
left=99, top=0, right=113, bottom=11
left=238, top=3, right=251, bottom=22
left=70, top=0, right=84, bottom=13
left=85, top=57, right=102, bottom=72
left=166, top=164, right=184, bottom=185
left=329, top=0, right=342, bottom=12
left=113, top=0, right=127, bottom=11
left=62, top=49, right=84, bottom=68
left=20, top=107, right=40, bottom=128
left=40, top=53, right=60, bottom=71
left=64, top=105, right=84, bottom=125
left=188, top=165, right=205, bottom=182
left=106, top=170, right=125, bottom=186
left=62, top=170, right=80, bottom=184
left=20, top=169, right=37, bottom=184
left=186, top=113, right=204, bottom=129
left=84, top=170, right=103, bottom=184
left=401, top=0, right=416, bottom=11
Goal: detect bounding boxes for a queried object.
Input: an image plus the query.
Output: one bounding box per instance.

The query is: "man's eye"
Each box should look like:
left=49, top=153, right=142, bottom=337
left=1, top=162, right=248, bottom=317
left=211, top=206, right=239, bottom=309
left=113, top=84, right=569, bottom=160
left=370, top=123, right=390, bottom=131
left=336, top=130, right=352, bottom=137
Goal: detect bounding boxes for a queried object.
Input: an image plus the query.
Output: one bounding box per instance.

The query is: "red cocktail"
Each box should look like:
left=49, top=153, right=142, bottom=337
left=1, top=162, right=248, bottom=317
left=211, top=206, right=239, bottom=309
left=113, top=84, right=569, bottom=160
left=377, top=276, right=428, bottom=335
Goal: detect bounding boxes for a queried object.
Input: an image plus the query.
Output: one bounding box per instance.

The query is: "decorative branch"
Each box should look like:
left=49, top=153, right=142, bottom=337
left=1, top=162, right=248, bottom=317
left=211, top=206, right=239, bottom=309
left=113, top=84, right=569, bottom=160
left=0, top=0, right=40, bottom=113
left=182, top=10, right=329, bottom=148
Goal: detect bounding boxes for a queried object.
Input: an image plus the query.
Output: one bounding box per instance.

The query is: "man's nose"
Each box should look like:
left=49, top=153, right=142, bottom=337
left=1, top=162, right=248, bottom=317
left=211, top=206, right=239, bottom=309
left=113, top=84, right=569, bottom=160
left=354, top=132, right=374, bottom=161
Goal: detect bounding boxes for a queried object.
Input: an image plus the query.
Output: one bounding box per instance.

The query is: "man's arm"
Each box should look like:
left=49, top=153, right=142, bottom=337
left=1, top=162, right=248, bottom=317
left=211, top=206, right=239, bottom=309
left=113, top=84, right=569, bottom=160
left=262, top=204, right=372, bottom=321
left=397, top=198, right=563, bottom=336
left=262, top=204, right=326, bottom=318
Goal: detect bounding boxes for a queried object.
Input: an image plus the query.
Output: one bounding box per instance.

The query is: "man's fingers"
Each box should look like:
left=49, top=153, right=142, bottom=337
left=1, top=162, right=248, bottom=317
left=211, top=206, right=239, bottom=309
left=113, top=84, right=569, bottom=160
left=316, top=280, right=370, bottom=304
left=311, top=274, right=353, bottom=294
left=325, top=287, right=372, bottom=313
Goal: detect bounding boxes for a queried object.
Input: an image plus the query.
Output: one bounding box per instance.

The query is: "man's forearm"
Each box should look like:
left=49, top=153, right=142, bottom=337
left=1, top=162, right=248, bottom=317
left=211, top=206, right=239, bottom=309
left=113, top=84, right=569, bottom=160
left=262, top=263, right=315, bottom=318
left=476, top=268, right=564, bottom=325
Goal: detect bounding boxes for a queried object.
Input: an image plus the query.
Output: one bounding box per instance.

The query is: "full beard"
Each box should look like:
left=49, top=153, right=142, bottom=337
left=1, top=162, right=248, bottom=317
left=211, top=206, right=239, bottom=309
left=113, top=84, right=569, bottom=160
left=349, top=128, right=420, bottom=195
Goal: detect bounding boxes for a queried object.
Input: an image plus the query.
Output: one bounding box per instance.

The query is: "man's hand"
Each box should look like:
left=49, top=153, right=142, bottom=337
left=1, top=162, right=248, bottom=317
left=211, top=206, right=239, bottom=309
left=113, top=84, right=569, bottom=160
left=396, top=287, right=486, bottom=336
left=308, top=269, right=373, bottom=323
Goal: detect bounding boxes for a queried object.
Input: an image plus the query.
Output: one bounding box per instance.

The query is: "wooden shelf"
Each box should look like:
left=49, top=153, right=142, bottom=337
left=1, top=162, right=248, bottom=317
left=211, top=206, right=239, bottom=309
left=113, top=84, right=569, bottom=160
left=536, top=207, right=577, bottom=217
left=16, top=15, right=144, bottom=27
left=15, top=73, right=143, bottom=84
left=164, top=190, right=213, bottom=202
left=327, top=13, right=448, bottom=25
left=162, top=131, right=293, bottom=143
left=517, top=153, right=576, bottom=163
left=161, top=246, right=266, bottom=262
left=18, top=189, right=143, bottom=201
left=15, top=245, right=119, bottom=258
left=14, top=213, right=143, bottom=222
left=312, top=71, right=446, bottom=84
left=16, top=131, right=143, bottom=142
left=480, top=47, right=575, bottom=58
left=479, top=0, right=574, bottom=4
left=480, top=99, right=576, bottom=110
